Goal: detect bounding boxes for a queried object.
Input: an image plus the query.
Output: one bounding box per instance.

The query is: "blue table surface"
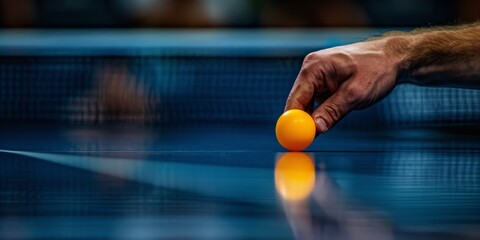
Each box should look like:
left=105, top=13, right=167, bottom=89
left=0, top=123, right=479, bottom=240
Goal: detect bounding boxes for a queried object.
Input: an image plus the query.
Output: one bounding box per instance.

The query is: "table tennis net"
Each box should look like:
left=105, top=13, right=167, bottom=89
left=1, top=55, right=479, bottom=128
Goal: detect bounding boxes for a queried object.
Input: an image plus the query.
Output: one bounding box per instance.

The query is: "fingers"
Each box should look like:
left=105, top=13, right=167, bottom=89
left=311, top=87, right=357, bottom=134
left=285, top=51, right=340, bottom=113
left=285, top=51, right=359, bottom=132
left=284, top=75, right=315, bottom=112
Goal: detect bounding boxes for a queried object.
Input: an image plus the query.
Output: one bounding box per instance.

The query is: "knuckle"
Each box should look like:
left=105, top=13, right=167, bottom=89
left=303, top=52, right=327, bottom=68
left=343, top=83, right=366, bottom=103
left=300, top=52, right=325, bottom=80
left=303, top=52, right=318, bottom=64
left=322, top=102, right=342, bottom=122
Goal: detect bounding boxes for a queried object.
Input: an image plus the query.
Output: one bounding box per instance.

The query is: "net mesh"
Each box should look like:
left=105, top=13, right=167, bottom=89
left=1, top=55, right=479, bottom=128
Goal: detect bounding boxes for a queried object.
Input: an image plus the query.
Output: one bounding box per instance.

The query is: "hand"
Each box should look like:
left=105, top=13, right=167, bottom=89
left=285, top=39, right=404, bottom=134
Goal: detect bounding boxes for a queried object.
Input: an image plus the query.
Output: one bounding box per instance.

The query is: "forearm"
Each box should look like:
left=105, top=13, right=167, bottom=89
left=381, top=23, right=480, bottom=88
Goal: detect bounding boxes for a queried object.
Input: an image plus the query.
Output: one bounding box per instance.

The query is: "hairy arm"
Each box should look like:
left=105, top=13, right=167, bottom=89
left=385, top=22, right=480, bottom=88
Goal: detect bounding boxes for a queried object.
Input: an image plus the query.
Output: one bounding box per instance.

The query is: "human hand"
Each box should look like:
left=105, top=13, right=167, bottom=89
left=285, top=38, right=405, bottom=134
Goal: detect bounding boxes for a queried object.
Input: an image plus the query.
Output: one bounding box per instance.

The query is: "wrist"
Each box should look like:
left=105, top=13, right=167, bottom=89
left=377, top=35, right=418, bottom=84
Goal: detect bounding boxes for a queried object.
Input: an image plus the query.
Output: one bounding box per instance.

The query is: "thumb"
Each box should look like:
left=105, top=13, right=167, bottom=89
left=311, top=92, right=353, bottom=134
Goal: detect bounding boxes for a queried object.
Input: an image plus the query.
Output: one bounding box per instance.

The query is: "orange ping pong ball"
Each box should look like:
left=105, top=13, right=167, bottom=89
left=275, top=109, right=316, bottom=151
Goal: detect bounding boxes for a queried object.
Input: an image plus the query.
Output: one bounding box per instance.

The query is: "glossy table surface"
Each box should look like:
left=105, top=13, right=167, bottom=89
left=0, top=123, right=479, bottom=240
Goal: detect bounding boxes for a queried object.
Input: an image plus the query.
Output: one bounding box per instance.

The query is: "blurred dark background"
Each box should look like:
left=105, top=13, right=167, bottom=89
left=1, top=0, right=479, bottom=28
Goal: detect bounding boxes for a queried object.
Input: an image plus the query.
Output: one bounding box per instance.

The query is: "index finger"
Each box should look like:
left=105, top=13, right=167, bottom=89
left=284, top=70, right=318, bottom=112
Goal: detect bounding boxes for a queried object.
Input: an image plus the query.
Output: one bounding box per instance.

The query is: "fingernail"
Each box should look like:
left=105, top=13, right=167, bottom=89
left=315, top=118, right=329, bottom=133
